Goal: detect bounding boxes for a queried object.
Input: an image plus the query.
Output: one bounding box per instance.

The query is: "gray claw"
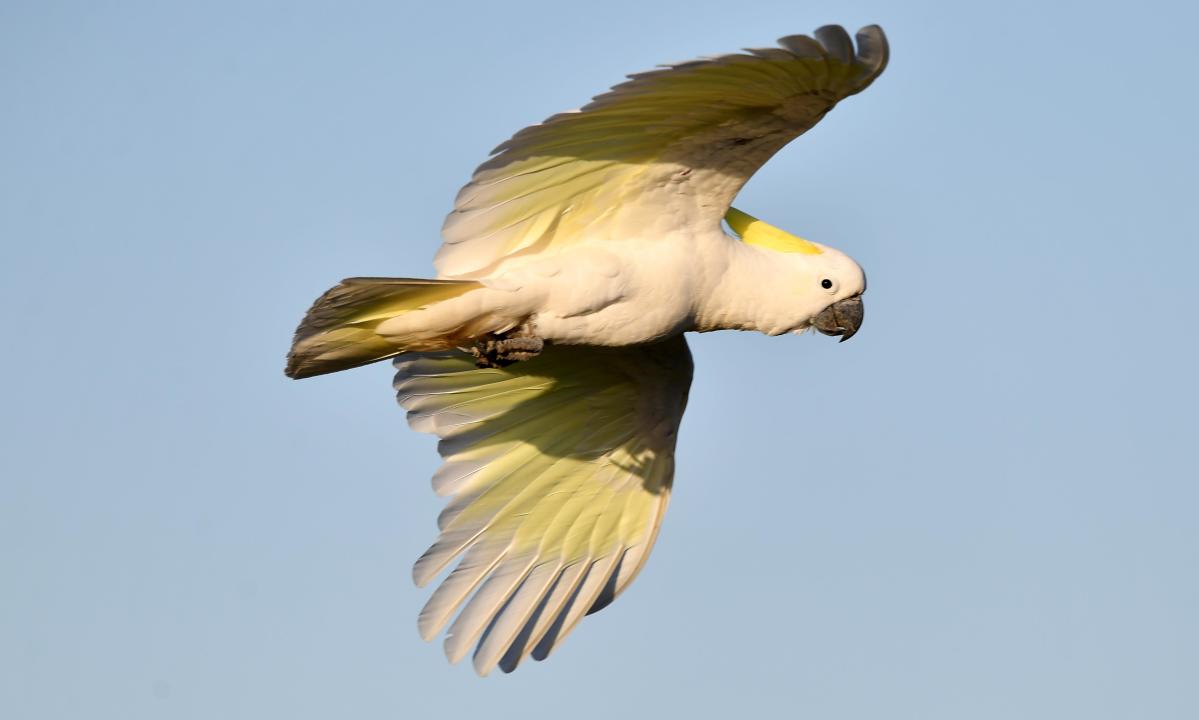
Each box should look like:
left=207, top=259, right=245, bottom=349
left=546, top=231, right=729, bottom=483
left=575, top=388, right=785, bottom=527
left=471, top=335, right=545, bottom=368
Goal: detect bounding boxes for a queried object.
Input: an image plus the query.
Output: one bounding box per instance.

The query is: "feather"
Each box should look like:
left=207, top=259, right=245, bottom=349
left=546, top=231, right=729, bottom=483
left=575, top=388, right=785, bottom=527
left=472, top=560, right=562, bottom=675
left=434, top=25, right=889, bottom=277
left=394, top=338, right=693, bottom=673
left=286, top=279, right=480, bottom=378
left=814, top=25, right=855, bottom=64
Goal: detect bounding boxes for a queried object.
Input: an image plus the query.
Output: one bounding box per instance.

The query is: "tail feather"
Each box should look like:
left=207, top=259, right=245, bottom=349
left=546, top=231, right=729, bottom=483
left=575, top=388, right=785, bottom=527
left=286, top=277, right=481, bottom=379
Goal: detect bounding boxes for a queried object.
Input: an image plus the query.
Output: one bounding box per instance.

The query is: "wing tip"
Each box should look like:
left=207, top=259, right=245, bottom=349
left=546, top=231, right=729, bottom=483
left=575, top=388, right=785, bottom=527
left=854, top=24, right=890, bottom=77
left=775, top=24, right=889, bottom=86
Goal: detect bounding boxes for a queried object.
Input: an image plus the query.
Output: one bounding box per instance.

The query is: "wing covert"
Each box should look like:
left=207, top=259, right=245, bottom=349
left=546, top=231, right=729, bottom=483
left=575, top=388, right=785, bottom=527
left=436, top=25, right=888, bottom=277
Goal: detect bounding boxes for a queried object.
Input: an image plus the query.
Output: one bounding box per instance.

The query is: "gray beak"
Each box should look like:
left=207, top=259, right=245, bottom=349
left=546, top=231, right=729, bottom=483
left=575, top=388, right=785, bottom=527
left=813, top=295, right=864, bottom=343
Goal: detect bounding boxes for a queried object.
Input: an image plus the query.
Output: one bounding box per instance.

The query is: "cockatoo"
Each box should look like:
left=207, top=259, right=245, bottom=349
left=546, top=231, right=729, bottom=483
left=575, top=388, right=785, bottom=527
left=287, top=24, right=888, bottom=675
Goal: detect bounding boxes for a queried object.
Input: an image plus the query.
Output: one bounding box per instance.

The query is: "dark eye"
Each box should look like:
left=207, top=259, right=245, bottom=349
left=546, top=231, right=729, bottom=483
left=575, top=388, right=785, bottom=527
left=821, top=278, right=833, bottom=289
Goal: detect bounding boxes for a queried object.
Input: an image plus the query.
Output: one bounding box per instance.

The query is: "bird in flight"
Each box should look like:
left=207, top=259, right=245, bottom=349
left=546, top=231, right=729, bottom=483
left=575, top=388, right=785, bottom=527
left=287, top=24, right=888, bottom=675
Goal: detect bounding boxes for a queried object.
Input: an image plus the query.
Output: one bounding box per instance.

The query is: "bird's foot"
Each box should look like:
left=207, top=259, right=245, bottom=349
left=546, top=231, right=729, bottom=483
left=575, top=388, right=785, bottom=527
left=471, top=329, right=545, bottom=368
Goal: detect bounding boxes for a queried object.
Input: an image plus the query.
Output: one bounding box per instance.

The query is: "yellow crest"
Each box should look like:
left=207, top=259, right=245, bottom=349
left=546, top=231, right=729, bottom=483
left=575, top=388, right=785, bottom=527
left=725, top=208, right=822, bottom=255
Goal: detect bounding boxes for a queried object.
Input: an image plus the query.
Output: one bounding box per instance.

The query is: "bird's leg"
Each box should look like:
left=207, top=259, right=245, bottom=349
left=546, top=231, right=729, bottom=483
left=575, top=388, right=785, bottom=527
left=470, top=322, right=545, bottom=368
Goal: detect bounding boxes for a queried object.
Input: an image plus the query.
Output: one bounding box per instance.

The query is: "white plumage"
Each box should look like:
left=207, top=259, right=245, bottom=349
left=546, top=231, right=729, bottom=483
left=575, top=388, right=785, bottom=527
left=287, top=24, right=888, bottom=674
left=394, top=342, right=690, bottom=674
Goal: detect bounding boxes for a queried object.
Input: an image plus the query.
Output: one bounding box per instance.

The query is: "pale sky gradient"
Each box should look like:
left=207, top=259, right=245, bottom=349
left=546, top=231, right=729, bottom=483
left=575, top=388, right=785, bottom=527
left=3, top=1, right=1197, bottom=718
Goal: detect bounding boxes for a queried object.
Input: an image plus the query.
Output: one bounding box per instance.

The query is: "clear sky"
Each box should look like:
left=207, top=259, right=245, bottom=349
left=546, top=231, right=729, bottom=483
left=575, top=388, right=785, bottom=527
left=3, top=1, right=1197, bottom=718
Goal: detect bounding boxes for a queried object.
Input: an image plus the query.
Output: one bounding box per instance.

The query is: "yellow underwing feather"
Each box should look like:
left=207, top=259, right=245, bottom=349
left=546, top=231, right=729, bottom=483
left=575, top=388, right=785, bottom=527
left=393, top=338, right=693, bottom=675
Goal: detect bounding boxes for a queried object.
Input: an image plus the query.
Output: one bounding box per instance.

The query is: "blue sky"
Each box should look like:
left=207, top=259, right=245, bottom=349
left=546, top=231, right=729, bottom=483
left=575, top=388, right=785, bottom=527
left=2, top=1, right=1197, bottom=718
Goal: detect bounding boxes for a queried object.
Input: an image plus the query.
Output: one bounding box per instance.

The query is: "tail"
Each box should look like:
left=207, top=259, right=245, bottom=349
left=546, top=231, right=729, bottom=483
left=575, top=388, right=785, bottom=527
left=285, top=277, right=482, bottom=379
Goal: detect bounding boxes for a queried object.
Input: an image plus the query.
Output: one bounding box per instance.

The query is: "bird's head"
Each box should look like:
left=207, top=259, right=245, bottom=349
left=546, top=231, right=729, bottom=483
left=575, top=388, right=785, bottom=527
left=725, top=207, right=865, bottom=341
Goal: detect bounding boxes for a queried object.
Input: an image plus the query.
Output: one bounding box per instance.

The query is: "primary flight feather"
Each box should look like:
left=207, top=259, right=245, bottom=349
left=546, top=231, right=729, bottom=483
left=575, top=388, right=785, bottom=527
left=287, top=24, right=888, bottom=675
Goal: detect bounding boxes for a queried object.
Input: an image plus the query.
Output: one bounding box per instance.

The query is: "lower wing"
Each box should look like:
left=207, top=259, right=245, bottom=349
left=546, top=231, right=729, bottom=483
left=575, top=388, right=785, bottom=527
left=393, top=337, right=693, bottom=674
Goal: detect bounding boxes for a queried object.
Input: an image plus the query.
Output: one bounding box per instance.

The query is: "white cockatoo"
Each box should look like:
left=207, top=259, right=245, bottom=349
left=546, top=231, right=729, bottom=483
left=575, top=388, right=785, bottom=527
left=287, top=24, right=888, bottom=674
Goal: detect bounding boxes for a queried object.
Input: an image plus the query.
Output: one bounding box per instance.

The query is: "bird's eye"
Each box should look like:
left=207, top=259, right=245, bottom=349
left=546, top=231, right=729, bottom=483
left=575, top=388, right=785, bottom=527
left=821, top=278, right=834, bottom=290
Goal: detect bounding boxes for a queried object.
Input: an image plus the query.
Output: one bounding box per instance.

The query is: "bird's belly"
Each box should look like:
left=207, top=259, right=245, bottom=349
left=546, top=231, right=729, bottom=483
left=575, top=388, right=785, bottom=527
left=483, top=236, right=709, bottom=347
left=534, top=298, right=691, bottom=346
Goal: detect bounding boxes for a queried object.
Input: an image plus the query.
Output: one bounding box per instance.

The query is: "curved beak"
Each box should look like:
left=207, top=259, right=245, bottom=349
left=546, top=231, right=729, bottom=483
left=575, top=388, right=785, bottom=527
left=813, top=294, right=864, bottom=343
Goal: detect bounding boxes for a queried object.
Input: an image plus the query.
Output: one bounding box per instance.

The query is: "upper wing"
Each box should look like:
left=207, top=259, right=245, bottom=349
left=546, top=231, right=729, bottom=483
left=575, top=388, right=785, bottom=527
left=436, top=25, right=888, bottom=277
left=393, top=337, right=693, bottom=675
